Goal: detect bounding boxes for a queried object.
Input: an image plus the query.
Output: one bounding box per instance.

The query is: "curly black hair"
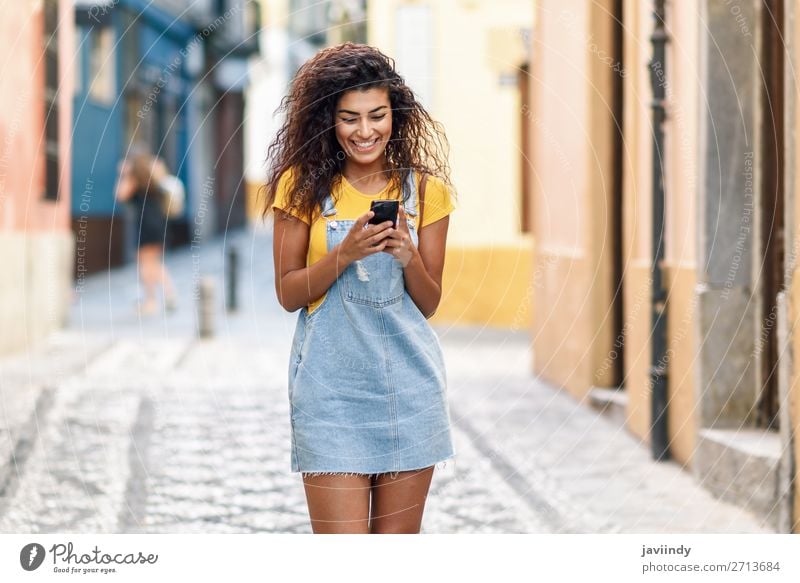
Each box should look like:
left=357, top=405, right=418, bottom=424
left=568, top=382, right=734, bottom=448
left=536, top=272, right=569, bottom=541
left=261, top=42, right=452, bottom=223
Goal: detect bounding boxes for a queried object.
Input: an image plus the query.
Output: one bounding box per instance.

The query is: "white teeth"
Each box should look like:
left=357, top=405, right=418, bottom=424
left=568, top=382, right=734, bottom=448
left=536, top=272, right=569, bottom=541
left=353, top=138, right=378, bottom=148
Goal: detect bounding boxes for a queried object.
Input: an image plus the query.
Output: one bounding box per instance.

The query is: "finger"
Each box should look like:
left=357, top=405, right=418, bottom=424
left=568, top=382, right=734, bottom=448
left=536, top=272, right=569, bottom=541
left=379, top=231, right=403, bottom=245
left=397, top=206, right=410, bottom=233
left=368, top=228, right=394, bottom=246
left=356, top=211, right=375, bottom=228
left=368, top=223, right=395, bottom=240
left=371, top=239, right=389, bottom=253
left=357, top=220, right=386, bottom=241
left=362, top=220, right=392, bottom=236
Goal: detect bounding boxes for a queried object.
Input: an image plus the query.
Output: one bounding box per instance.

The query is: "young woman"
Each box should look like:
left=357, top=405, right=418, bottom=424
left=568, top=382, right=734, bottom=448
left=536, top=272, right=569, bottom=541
left=265, top=43, right=457, bottom=534
left=115, top=152, right=178, bottom=316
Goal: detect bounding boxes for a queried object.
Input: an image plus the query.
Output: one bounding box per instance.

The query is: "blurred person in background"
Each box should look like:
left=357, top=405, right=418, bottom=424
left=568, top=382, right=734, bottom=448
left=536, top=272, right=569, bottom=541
left=115, top=151, right=178, bottom=316
left=266, top=43, right=457, bottom=534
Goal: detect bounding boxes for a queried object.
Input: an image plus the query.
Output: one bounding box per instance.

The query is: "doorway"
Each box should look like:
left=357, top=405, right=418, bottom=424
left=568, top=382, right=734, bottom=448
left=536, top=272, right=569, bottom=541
left=758, top=0, right=785, bottom=431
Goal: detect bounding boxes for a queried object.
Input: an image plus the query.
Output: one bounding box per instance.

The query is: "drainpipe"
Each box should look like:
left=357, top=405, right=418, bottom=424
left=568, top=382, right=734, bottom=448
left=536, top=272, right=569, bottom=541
left=648, top=0, right=670, bottom=461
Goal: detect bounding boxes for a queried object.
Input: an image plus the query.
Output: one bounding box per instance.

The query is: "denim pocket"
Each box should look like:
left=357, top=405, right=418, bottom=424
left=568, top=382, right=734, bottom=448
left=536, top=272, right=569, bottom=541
left=342, top=252, right=404, bottom=307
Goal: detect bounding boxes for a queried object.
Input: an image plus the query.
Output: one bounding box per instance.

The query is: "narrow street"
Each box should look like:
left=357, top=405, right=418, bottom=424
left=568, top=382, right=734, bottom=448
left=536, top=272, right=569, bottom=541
left=0, top=226, right=774, bottom=534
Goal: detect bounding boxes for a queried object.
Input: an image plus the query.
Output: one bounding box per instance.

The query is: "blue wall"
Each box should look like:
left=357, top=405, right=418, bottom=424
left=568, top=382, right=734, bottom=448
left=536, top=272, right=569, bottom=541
left=71, top=0, right=198, bottom=222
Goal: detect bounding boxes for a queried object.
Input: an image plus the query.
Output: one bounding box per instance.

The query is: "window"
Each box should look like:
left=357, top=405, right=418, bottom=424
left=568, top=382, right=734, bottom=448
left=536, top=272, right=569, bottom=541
left=43, top=0, right=59, bottom=201
left=88, top=25, right=116, bottom=105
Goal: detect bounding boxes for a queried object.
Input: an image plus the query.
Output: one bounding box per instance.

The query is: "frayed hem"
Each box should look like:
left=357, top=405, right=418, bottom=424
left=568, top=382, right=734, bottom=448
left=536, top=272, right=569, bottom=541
left=302, top=471, right=389, bottom=479
left=301, top=460, right=453, bottom=480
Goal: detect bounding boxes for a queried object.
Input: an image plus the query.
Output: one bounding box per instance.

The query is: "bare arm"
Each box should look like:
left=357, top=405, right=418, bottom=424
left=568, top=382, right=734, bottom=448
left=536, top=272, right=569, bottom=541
left=383, top=205, right=450, bottom=319
left=115, top=163, right=136, bottom=203
left=402, top=216, right=449, bottom=318
left=273, top=209, right=395, bottom=312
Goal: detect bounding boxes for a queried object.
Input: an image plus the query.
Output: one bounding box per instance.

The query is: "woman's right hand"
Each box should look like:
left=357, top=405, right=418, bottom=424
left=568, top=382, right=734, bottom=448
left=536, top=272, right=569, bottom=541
left=336, top=211, right=394, bottom=265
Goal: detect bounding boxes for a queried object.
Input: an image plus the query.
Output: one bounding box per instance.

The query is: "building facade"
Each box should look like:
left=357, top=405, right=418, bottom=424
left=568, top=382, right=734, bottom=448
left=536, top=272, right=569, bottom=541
left=0, top=0, right=75, bottom=354
left=72, top=0, right=259, bottom=276
left=528, top=0, right=799, bottom=532
left=369, top=0, right=534, bottom=328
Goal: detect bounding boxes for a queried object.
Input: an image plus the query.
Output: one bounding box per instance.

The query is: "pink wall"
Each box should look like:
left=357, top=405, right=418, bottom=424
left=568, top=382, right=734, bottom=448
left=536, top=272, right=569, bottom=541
left=0, top=0, right=73, bottom=233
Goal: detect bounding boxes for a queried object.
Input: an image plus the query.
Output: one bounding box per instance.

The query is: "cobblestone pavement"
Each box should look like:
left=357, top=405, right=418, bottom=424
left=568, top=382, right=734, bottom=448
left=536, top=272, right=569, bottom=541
left=0, top=225, right=774, bottom=533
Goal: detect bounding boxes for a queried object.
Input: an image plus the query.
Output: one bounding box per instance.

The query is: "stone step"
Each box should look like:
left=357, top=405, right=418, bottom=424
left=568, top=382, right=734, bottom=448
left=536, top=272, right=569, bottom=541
left=587, top=386, right=628, bottom=429
left=694, top=428, right=784, bottom=532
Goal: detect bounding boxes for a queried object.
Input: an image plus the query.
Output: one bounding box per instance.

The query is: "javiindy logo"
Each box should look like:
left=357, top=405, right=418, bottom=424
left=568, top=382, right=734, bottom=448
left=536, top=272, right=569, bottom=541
left=20, top=543, right=46, bottom=571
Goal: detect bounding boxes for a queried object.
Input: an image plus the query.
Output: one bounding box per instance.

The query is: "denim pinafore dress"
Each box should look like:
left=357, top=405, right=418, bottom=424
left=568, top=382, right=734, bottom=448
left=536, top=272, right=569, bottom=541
left=288, top=171, right=456, bottom=477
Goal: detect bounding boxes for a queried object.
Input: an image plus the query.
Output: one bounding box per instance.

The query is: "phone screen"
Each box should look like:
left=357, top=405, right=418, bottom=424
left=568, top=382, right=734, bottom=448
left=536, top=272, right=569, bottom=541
left=368, top=200, right=399, bottom=229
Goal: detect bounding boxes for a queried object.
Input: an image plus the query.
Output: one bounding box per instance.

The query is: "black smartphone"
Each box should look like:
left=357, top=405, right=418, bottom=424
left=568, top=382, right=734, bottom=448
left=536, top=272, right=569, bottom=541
left=368, top=200, right=399, bottom=229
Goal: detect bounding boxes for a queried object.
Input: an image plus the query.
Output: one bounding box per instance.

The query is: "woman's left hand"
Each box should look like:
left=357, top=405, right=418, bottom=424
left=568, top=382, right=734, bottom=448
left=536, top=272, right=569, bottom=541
left=382, top=205, right=417, bottom=267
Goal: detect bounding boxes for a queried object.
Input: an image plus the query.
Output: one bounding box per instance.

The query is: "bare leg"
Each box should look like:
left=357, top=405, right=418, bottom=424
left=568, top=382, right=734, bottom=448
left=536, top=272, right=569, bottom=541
left=137, top=246, right=160, bottom=312
left=154, top=252, right=177, bottom=307
left=158, top=250, right=175, bottom=300
left=302, top=473, right=372, bottom=534
left=161, top=266, right=177, bottom=303
left=369, top=466, right=435, bottom=534
left=138, top=244, right=177, bottom=311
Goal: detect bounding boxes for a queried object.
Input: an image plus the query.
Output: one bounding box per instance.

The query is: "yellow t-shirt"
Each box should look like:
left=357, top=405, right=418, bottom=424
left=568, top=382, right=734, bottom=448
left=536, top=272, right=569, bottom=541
left=272, top=169, right=455, bottom=315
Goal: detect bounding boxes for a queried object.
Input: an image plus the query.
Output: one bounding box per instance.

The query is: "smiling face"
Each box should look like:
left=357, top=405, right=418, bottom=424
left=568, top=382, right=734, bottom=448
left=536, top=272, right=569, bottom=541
left=334, top=87, right=392, bottom=165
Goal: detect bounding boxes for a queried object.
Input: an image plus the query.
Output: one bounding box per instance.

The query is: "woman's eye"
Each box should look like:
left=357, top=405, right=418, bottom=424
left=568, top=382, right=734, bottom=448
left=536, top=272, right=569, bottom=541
left=340, top=115, right=386, bottom=123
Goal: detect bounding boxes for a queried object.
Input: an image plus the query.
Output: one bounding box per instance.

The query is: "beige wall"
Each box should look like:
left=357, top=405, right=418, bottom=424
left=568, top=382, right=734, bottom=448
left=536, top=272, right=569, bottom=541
left=533, top=0, right=799, bottom=531
left=531, top=0, right=701, bottom=462
left=620, top=0, right=700, bottom=466
left=529, top=0, right=616, bottom=396
left=369, top=0, right=534, bottom=327
left=619, top=0, right=653, bottom=438
left=663, top=0, right=701, bottom=466
left=368, top=0, right=531, bottom=247
left=791, top=232, right=800, bottom=532
left=788, top=0, right=800, bottom=534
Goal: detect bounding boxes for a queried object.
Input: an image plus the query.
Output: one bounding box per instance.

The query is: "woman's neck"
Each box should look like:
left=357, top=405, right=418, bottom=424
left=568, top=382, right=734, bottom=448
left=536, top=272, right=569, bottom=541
left=342, top=158, right=389, bottom=191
